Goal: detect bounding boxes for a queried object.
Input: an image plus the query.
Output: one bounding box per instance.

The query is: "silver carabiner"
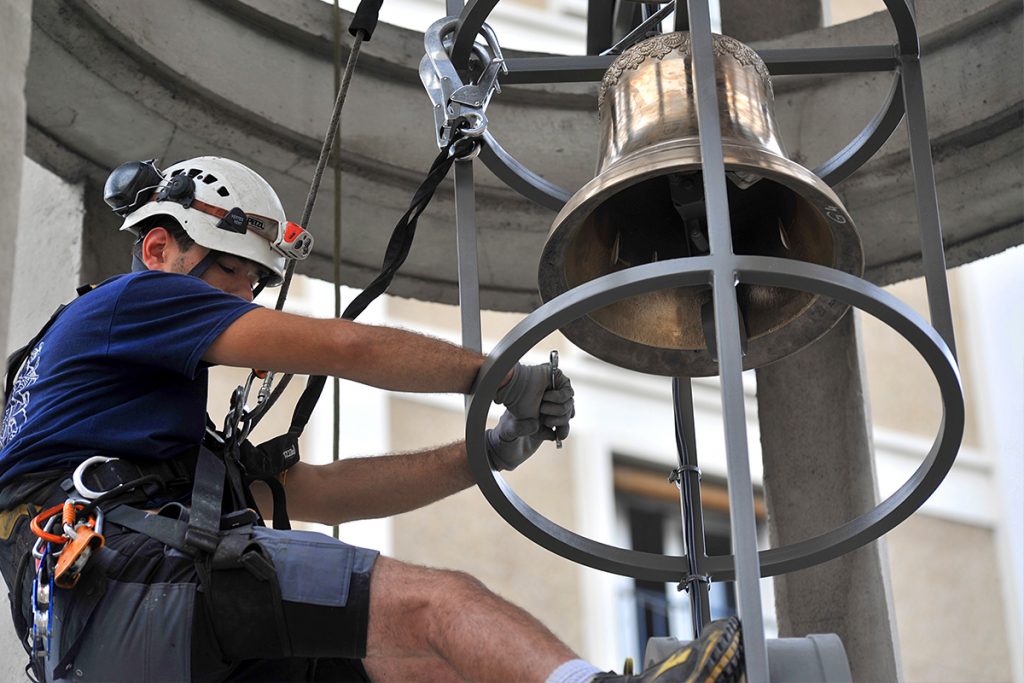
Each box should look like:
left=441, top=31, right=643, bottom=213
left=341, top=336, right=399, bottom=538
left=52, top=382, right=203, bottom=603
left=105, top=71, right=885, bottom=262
left=420, top=17, right=507, bottom=151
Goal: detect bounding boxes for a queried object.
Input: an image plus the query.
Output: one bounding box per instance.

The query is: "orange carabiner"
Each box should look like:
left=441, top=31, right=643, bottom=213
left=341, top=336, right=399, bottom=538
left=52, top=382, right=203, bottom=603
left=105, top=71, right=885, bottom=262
left=30, top=504, right=70, bottom=545
left=30, top=502, right=92, bottom=545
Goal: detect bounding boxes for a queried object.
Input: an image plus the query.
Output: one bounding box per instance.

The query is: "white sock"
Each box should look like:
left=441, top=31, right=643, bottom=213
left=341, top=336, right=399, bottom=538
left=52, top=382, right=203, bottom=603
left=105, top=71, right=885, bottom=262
left=544, top=658, right=603, bottom=683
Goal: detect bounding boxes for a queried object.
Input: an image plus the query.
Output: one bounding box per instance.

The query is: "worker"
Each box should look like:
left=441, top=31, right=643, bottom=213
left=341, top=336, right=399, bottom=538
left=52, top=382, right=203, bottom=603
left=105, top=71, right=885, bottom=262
left=0, top=157, right=743, bottom=682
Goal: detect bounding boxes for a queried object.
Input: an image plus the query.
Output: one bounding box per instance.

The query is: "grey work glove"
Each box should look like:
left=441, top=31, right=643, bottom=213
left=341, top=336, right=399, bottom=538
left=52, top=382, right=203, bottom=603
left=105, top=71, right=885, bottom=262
left=495, top=362, right=563, bottom=417
left=487, top=365, right=575, bottom=471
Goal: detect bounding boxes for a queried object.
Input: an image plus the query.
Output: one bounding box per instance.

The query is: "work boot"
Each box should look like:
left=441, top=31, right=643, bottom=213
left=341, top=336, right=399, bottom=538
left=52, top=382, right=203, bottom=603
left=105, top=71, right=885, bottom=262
left=593, top=617, right=744, bottom=683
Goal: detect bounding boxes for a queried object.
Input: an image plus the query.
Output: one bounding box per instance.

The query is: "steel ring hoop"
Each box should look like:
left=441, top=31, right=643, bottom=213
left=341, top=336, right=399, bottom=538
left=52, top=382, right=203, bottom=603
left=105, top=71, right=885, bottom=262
left=465, top=255, right=962, bottom=582
left=448, top=0, right=918, bottom=205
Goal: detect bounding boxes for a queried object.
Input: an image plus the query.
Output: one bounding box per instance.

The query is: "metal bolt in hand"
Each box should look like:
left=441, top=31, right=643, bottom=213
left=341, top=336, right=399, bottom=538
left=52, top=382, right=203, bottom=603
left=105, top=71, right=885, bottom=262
left=550, top=350, right=562, bottom=449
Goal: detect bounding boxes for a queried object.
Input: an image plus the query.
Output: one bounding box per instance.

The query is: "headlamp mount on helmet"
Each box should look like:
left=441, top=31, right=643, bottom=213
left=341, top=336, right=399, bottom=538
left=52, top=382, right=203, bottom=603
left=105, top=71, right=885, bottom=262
left=103, top=160, right=165, bottom=217
left=157, top=174, right=197, bottom=208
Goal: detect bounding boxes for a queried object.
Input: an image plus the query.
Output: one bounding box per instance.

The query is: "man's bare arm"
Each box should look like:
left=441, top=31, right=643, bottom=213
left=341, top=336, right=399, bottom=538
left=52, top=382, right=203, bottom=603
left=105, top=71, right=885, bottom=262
left=250, top=442, right=476, bottom=525
left=204, top=307, right=486, bottom=393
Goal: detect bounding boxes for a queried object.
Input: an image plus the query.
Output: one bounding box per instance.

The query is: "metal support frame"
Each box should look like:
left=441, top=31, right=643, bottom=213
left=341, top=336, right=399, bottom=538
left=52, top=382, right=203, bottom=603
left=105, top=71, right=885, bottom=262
left=439, top=0, right=962, bottom=679
left=684, top=1, right=767, bottom=674
left=455, top=159, right=483, bottom=355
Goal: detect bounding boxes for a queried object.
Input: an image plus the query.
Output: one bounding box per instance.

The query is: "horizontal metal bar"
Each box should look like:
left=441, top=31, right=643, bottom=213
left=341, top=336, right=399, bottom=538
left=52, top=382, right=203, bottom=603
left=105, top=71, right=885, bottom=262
left=503, top=45, right=898, bottom=84
left=502, top=56, right=615, bottom=84
left=759, top=45, right=899, bottom=75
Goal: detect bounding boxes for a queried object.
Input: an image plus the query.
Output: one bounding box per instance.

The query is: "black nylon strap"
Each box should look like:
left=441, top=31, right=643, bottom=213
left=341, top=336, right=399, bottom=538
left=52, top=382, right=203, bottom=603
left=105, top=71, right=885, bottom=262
left=105, top=505, right=191, bottom=552
left=250, top=475, right=291, bottom=531
left=184, top=447, right=226, bottom=554
left=340, top=141, right=458, bottom=321
left=284, top=141, right=459, bottom=439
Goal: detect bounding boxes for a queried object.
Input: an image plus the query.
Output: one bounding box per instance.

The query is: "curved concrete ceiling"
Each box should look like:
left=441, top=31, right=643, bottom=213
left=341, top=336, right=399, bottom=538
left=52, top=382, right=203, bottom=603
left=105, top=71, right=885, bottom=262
left=26, top=0, right=1023, bottom=312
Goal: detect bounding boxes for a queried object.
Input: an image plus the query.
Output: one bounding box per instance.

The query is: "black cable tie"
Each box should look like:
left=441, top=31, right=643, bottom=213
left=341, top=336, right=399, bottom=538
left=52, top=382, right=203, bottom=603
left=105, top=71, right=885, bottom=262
left=349, top=0, right=384, bottom=40
left=668, top=464, right=701, bottom=484
left=677, top=573, right=711, bottom=593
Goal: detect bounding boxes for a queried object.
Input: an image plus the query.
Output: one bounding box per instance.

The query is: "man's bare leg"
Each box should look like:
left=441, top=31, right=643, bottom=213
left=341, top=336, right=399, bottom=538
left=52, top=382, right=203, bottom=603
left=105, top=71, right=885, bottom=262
left=363, top=557, right=581, bottom=683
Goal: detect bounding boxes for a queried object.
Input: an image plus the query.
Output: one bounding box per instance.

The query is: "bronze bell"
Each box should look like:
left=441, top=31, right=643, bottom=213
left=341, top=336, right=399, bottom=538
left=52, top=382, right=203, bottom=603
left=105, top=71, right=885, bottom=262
left=538, top=32, right=863, bottom=377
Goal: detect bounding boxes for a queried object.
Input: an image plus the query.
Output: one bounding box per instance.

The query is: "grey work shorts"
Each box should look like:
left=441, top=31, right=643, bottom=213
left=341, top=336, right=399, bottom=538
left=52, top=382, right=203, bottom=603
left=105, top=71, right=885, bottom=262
left=3, top=507, right=379, bottom=683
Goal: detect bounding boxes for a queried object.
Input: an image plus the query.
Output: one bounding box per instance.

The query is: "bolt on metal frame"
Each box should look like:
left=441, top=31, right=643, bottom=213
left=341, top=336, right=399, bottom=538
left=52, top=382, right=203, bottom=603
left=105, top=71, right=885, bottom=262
left=436, top=2, right=963, bottom=681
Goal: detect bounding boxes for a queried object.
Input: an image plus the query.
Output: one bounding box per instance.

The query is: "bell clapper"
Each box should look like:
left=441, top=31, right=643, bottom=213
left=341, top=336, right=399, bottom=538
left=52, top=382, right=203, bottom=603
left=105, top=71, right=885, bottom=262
left=668, top=173, right=710, bottom=255
left=777, top=216, right=792, bottom=250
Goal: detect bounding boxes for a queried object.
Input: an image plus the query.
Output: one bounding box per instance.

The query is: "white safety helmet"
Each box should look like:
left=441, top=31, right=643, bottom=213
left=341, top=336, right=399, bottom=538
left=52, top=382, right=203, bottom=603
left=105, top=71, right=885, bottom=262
left=112, top=157, right=312, bottom=286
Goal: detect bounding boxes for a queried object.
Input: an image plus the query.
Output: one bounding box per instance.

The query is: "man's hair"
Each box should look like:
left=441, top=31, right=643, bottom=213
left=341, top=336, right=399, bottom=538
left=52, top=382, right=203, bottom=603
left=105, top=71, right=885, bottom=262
left=130, top=215, right=195, bottom=261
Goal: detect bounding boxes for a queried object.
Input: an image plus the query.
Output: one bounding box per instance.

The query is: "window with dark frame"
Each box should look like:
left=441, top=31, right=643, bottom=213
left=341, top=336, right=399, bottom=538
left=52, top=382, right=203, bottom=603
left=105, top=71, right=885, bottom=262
left=613, top=458, right=765, bottom=660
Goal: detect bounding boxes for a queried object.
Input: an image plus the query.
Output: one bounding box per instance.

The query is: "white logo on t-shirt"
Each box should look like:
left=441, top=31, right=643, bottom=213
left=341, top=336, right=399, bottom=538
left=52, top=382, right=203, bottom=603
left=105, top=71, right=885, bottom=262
left=1, top=342, right=43, bottom=448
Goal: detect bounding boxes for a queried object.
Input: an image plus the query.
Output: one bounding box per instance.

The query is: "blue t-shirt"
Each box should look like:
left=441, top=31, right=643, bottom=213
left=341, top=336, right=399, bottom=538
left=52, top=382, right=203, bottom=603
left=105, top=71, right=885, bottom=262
left=0, top=271, right=258, bottom=488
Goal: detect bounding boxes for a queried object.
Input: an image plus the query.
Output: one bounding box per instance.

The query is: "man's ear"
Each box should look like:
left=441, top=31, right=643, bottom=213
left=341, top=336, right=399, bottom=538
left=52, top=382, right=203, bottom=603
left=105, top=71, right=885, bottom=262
left=140, top=227, right=172, bottom=270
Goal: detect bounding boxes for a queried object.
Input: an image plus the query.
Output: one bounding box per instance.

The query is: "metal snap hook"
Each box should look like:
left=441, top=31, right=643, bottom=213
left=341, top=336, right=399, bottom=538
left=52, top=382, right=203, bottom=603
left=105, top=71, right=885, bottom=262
left=72, top=456, right=118, bottom=500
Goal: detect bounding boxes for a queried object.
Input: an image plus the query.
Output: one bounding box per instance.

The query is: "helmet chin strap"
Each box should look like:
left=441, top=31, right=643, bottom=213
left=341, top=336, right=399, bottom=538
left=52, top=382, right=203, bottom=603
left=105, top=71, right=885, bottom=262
left=188, top=250, right=220, bottom=279
left=131, top=240, right=220, bottom=279
left=131, top=252, right=148, bottom=273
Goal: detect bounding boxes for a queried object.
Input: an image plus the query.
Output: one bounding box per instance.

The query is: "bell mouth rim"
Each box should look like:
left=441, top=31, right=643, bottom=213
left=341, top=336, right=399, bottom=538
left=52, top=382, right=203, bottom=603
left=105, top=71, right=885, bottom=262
left=538, top=144, right=865, bottom=377
left=542, top=142, right=864, bottom=285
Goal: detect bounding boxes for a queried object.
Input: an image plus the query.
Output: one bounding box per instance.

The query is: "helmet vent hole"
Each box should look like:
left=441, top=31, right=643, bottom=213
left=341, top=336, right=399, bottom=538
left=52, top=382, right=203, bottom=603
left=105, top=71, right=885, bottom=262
left=170, top=169, right=184, bottom=176
left=202, top=174, right=218, bottom=184
left=217, top=186, right=230, bottom=197
left=186, top=169, right=202, bottom=178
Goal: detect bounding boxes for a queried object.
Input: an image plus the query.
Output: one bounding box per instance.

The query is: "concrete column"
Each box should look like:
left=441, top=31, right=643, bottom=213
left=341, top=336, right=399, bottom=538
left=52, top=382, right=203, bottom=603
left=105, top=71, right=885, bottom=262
left=0, top=1, right=33, bottom=678
left=755, top=312, right=903, bottom=683
left=9, top=158, right=85, bottom=352
left=0, top=0, right=32, bottom=355
left=719, top=0, right=822, bottom=42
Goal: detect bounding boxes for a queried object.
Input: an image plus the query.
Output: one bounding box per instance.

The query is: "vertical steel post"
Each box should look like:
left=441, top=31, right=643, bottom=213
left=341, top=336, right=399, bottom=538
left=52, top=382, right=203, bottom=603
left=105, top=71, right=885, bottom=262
left=673, top=3, right=690, bottom=33
left=901, top=56, right=957, bottom=358
left=686, top=0, right=769, bottom=680
left=671, top=378, right=712, bottom=635
left=454, top=158, right=484, bottom=413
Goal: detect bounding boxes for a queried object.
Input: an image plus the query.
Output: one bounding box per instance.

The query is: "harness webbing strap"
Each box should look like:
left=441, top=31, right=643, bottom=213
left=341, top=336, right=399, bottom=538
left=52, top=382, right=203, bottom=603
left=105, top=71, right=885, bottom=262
left=184, top=447, right=226, bottom=554
left=105, top=505, right=192, bottom=551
